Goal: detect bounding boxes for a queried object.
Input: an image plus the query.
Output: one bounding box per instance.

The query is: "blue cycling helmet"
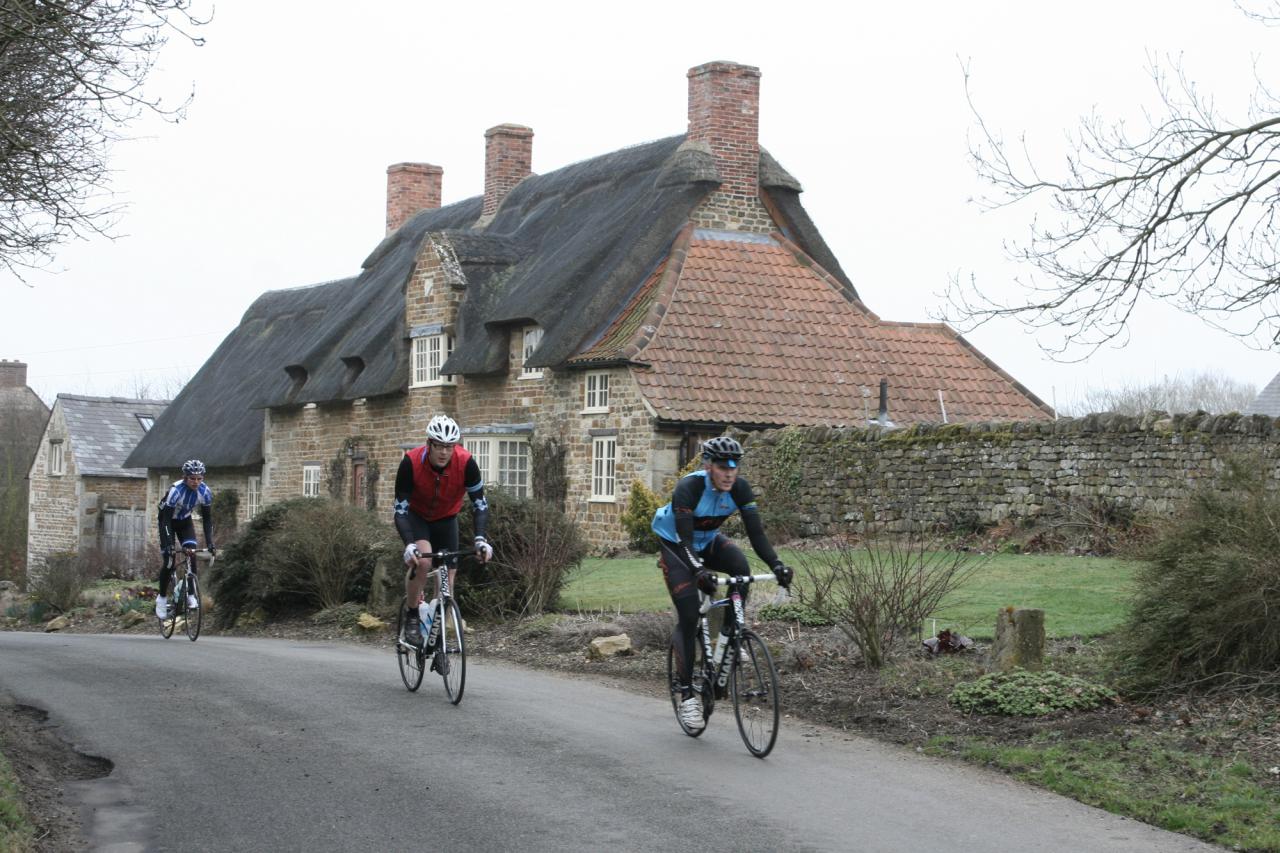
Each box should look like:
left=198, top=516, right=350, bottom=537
left=181, top=459, right=206, bottom=477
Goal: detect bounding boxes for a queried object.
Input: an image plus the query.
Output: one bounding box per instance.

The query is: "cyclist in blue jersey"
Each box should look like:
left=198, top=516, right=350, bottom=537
left=652, top=436, right=793, bottom=732
left=155, top=459, right=216, bottom=617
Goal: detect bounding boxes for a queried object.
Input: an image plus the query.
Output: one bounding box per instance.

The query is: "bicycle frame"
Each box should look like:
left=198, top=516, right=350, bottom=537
left=696, top=573, right=775, bottom=703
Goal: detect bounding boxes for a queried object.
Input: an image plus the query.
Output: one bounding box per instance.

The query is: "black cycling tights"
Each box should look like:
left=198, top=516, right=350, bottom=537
left=659, top=535, right=750, bottom=693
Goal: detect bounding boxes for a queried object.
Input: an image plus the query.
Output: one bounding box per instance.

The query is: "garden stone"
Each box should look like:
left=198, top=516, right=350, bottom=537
left=356, top=612, right=386, bottom=632
left=588, top=634, right=632, bottom=659
left=44, top=615, right=70, bottom=633
left=121, top=610, right=147, bottom=628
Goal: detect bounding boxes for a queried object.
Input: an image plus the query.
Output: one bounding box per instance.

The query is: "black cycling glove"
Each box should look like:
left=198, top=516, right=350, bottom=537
left=772, top=562, right=794, bottom=589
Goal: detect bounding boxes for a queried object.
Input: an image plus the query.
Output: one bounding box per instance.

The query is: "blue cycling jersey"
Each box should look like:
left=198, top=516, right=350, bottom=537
left=652, top=470, right=759, bottom=552
left=159, top=479, right=213, bottom=522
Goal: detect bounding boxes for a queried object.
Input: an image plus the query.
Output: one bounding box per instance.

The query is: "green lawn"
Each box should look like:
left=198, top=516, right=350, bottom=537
left=559, top=550, right=1136, bottom=640
left=0, top=748, right=33, bottom=853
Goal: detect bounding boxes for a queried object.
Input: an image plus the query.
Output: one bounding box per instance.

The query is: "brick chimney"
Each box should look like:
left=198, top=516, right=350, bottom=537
left=386, top=162, right=442, bottom=234
left=0, top=359, right=28, bottom=389
left=687, top=61, right=761, bottom=202
left=483, top=124, right=533, bottom=217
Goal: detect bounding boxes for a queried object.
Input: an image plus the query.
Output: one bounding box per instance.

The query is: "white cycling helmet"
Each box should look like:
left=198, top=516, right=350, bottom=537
left=426, top=414, right=461, bottom=445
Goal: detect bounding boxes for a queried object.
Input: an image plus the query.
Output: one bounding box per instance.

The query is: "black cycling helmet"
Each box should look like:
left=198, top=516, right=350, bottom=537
left=700, top=436, right=744, bottom=468
left=181, top=459, right=206, bottom=477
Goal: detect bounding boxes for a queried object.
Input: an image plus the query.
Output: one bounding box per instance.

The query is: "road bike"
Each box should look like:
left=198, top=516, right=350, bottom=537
left=395, top=547, right=472, bottom=704
left=667, top=572, right=782, bottom=757
left=159, top=548, right=209, bottom=642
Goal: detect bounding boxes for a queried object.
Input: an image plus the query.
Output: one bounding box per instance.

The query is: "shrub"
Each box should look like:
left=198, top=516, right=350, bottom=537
left=949, top=669, right=1116, bottom=716
left=260, top=499, right=395, bottom=610
left=208, top=498, right=399, bottom=627
left=28, top=552, right=94, bottom=613
left=757, top=600, right=832, bottom=627
left=459, top=486, right=586, bottom=618
left=618, top=479, right=662, bottom=553
left=1111, top=459, right=1280, bottom=695
left=794, top=528, right=987, bottom=669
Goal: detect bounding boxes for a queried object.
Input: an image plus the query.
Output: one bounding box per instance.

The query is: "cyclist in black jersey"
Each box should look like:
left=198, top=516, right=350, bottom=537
left=651, top=436, right=792, bottom=732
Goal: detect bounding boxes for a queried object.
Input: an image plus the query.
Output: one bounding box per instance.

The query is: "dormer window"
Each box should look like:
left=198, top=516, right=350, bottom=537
left=521, top=326, right=544, bottom=379
left=136, top=415, right=155, bottom=432
left=411, top=334, right=454, bottom=387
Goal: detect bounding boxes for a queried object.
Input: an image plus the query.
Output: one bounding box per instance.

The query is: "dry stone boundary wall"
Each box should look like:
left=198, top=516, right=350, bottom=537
left=740, top=412, right=1280, bottom=535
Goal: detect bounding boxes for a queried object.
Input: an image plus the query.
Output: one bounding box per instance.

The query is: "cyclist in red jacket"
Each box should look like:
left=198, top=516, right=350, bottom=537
left=393, top=414, right=491, bottom=646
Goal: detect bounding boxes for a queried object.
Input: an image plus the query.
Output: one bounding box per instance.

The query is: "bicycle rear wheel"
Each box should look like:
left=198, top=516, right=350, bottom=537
left=439, top=598, right=466, bottom=704
left=395, top=597, right=425, bottom=691
left=731, top=630, right=780, bottom=758
left=184, top=574, right=202, bottom=641
left=666, top=635, right=711, bottom=737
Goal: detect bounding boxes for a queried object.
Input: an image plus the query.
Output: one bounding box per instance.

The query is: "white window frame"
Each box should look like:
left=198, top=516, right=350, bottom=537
left=591, top=436, right=617, bottom=502
left=465, top=436, right=531, bottom=499
left=520, top=326, right=544, bottom=379
left=247, top=475, right=261, bottom=518
left=136, top=415, right=155, bottom=432
left=302, top=464, right=322, bottom=498
left=48, top=439, right=64, bottom=476
left=412, top=334, right=455, bottom=387
left=583, top=371, right=610, bottom=413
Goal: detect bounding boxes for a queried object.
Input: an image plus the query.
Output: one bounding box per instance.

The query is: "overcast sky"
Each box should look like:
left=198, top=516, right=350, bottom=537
left=6, top=0, right=1279, bottom=413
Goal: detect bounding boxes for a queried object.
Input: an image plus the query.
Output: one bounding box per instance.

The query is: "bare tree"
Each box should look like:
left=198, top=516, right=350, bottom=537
left=943, top=5, right=1280, bottom=358
left=1, top=1, right=207, bottom=280
left=1062, top=369, right=1258, bottom=416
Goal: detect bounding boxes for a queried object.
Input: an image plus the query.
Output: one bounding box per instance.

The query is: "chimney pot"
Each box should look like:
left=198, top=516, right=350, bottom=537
left=386, top=162, right=443, bottom=234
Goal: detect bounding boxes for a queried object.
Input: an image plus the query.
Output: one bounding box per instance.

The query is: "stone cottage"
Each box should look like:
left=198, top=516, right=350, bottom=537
left=127, top=60, right=1051, bottom=549
left=0, top=360, right=50, bottom=586
left=27, top=394, right=168, bottom=579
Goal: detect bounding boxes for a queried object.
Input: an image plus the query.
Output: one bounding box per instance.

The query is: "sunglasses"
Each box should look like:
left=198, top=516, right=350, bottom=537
left=428, top=440, right=456, bottom=450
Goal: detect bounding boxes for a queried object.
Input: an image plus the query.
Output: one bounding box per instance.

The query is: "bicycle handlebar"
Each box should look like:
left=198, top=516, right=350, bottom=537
left=415, top=546, right=479, bottom=564
left=713, top=573, right=778, bottom=586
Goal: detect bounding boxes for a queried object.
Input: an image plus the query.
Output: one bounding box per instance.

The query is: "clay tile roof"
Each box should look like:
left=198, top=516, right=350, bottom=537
left=631, top=234, right=1051, bottom=426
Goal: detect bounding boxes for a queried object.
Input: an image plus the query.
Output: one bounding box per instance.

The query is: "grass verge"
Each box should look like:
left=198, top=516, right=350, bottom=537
left=0, top=747, right=34, bottom=853
left=926, top=732, right=1280, bottom=851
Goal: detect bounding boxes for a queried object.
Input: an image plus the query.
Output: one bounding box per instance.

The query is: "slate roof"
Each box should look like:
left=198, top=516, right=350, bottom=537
left=1244, top=368, right=1280, bottom=416
left=58, top=395, right=168, bottom=478
left=627, top=233, right=1052, bottom=426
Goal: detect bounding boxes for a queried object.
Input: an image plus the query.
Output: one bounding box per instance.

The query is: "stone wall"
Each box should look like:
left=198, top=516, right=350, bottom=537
left=740, top=412, right=1280, bottom=535
left=26, top=403, right=76, bottom=577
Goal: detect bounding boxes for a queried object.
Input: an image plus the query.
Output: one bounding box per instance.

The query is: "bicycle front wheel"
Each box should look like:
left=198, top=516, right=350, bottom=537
left=439, top=598, right=466, bottom=705
left=158, top=604, right=176, bottom=639
left=731, top=630, right=780, bottom=758
left=184, top=575, right=202, bottom=641
left=395, top=597, right=425, bottom=692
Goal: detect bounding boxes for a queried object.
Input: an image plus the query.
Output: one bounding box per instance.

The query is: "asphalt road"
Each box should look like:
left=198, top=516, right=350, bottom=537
left=0, top=632, right=1223, bottom=852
